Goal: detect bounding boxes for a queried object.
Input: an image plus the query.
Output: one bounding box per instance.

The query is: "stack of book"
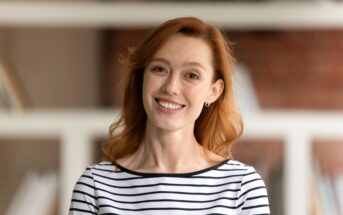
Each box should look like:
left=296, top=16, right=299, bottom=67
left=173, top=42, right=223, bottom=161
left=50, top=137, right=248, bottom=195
left=312, top=161, right=343, bottom=215
left=5, top=171, right=58, bottom=215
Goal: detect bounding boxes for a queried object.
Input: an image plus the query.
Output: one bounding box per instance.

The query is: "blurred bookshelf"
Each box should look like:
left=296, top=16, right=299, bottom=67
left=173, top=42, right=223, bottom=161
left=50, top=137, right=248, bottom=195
left=0, top=138, right=59, bottom=215
left=0, top=110, right=117, bottom=215
left=311, top=140, right=343, bottom=215
left=1, top=1, right=343, bottom=215
left=1, top=110, right=343, bottom=215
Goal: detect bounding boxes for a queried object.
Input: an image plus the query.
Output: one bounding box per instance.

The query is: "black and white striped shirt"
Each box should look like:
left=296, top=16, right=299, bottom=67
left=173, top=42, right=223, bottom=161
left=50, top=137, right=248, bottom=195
left=69, top=160, right=270, bottom=215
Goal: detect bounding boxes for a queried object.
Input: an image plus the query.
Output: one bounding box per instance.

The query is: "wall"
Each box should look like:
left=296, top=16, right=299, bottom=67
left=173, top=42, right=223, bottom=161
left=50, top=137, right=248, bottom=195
left=6, top=28, right=103, bottom=108
left=228, top=29, right=343, bottom=109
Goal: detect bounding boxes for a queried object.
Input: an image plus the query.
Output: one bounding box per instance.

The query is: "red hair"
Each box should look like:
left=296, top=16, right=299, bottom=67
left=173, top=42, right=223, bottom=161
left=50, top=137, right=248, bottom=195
left=102, top=17, right=243, bottom=162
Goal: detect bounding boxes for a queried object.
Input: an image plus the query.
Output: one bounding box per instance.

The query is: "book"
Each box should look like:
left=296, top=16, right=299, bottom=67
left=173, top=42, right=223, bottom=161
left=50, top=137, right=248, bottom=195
left=333, top=174, right=343, bottom=215
left=0, top=57, right=30, bottom=110
left=313, top=160, right=341, bottom=215
left=311, top=165, right=323, bottom=215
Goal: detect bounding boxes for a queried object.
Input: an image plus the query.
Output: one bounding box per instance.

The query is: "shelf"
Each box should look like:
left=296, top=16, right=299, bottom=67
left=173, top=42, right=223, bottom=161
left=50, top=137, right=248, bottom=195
left=0, top=109, right=119, bottom=215
left=0, top=109, right=116, bottom=138
left=1, top=109, right=343, bottom=215
left=1, top=1, right=343, bottom=29
left=2, top=109, right=343, bottom=138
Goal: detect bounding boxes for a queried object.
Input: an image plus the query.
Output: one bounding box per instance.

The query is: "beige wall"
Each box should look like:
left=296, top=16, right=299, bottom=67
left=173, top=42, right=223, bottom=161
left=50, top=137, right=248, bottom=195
left=6, top=28, right=102, bottom=108
left=0, top=29, right=10, bottom=58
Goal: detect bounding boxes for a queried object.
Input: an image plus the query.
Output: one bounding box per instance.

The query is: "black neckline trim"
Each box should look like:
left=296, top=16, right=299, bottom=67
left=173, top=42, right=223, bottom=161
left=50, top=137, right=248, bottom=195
left=112, top=159, right=230, bottom=177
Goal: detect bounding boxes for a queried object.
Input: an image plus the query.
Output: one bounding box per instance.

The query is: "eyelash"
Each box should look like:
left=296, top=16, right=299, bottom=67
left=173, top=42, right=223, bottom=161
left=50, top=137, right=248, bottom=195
left=149, top=65, right=200, bottom=80
left=150, top=65, right=168, bottom=73
left=186, top=72, right=199, bottom=80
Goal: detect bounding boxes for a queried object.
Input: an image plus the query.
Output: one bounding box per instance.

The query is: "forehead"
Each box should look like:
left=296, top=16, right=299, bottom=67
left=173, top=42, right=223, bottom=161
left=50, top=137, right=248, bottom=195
left=152, top=33, right=213, bottom=67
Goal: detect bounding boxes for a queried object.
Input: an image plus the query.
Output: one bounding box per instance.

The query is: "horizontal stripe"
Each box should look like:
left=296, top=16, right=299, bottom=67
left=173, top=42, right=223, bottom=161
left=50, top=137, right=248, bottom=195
left=242, top=204, right=270, bottom=210
left=93, top=178, right=242, bottom=189
left=246, top=195, right=269, bottom=201
left=97, top=195, right=239, bottom=204
left=96, top=186, right=241, bottom=197
left=73, top=190, right=97, bottom=200
left=239, top=186, right=266, bottom=199
left=99, top=203, right=238, bottom=211
left=92, top=171, right=247, bottom=181
left=242, top=178, right=262, bottom=186
left=69, top=160, right=270, bottom=214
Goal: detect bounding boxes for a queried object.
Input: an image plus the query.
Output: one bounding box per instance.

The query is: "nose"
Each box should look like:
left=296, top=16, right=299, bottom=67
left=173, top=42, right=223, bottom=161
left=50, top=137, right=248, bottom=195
left=162, top=74, right=180, bottom=95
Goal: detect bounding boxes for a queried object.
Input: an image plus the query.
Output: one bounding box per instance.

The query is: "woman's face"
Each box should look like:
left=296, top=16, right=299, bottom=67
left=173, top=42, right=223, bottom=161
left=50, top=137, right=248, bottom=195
left=142, top=33, right=223, bottom=131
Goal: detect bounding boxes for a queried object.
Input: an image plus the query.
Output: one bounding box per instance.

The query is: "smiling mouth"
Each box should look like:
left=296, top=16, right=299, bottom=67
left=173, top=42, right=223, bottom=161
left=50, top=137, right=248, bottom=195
left=155, top=98, right=185, bottom=110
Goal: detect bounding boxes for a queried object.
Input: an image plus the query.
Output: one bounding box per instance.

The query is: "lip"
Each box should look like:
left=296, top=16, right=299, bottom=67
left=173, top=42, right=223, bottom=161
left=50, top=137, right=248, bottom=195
left=154, top=97, right=185, bottom=106
left=154, top=97, right=185, bottom=113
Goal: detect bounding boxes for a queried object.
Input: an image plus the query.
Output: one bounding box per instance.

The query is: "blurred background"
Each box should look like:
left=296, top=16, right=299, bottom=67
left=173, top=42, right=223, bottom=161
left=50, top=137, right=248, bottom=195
left=1, top=0, right=343, bottom=215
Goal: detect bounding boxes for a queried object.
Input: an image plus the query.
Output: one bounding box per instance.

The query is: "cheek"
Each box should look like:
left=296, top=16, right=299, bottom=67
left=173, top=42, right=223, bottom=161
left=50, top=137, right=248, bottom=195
left=143, top=73, right=161, bottom=93
left=189, top=84, right=210, bottom=101
left=142, top=74, right=154, bottom=97
left=186, top=85, right=209, bottom=111
left=142, top=73, right=162, bottom=108
left=142, top=74, right=152, bottom=110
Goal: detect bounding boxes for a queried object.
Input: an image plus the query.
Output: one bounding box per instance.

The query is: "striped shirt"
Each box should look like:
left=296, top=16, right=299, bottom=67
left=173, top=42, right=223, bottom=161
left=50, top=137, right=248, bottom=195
left=69, top=160, right=270, bottom=215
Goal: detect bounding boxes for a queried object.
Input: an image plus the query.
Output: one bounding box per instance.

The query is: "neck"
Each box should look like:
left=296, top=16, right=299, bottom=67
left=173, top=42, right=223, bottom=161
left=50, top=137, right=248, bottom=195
left=124, top=122, right=211, bottom=173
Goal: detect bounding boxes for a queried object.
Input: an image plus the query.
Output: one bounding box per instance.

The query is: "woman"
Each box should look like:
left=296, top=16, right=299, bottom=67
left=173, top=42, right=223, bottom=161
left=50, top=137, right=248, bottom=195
left=69, top=17, right=270, bottom=215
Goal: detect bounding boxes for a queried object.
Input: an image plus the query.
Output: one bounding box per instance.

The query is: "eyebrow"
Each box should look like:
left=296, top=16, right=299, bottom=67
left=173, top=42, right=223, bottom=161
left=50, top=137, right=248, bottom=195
left=182, top=61, right=206, bottom=70
left=150, top=57, right=206, bottom=70
left=150, top=58, right=171, bottom=67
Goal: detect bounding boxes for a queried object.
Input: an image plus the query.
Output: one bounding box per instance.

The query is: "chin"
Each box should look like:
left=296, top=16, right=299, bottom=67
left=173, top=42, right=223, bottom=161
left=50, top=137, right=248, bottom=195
left=154, top=122, right=182, bottom=131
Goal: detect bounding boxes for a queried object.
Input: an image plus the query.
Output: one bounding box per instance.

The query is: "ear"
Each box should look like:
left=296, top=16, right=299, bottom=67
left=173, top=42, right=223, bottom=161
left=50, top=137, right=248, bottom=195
left=206, top=79, right=224, bottom=104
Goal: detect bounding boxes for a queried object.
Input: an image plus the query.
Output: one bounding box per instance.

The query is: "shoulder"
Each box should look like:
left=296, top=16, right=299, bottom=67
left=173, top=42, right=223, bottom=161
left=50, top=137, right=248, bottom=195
left=222, top=160, right=265, bottom=187
left=203, top=159, right=262, bottom=184
left=73, top=161, right=120, bottom=184
left=217, top=160, right=266, bottom=193
left=218, top=159, right=254, bottom=173
left=73, top=161, right=125, bottom=192
left=223, top=159, right=250, bottom=168
left=86, top=161, right=118, bottom=172
left=226, top=161, right=270, bottom=214
left=218, top=160, right=270, bottom=214
left=81, top=161, right=122, bottom=179
left=223, top=160, right=261, bottom=174
left=70, top=162, right=117, bottom=214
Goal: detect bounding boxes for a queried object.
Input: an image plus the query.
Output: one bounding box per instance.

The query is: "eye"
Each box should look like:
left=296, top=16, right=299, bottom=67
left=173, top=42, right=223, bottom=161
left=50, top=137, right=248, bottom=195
left=150, top=65, right=168, bottom=74
left=185, top=72, right=199, bottom=80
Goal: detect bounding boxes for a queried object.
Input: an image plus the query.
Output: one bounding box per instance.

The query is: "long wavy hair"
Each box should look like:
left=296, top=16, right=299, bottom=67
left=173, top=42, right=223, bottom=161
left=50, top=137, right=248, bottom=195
left=102, top=17, right=243, bottom=162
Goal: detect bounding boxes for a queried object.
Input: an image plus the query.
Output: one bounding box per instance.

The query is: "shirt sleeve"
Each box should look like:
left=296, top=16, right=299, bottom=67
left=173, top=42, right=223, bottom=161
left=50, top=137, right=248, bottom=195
left=236, top=166, right=270, bottom=215
left=69, top=167, right=99, bottom=215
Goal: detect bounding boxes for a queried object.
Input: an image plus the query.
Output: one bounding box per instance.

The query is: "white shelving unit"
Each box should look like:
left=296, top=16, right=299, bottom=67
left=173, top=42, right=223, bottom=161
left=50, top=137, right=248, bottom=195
left=1, top=1, right=343, bottom=214
left=0, top=109, right=118, bottom=215
left=2, top=110, right=343, bottom=214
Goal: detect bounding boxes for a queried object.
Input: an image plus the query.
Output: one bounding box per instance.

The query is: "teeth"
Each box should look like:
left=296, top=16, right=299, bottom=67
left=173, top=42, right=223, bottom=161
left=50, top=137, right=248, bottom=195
left=158, top=100, right=183, bottom=110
